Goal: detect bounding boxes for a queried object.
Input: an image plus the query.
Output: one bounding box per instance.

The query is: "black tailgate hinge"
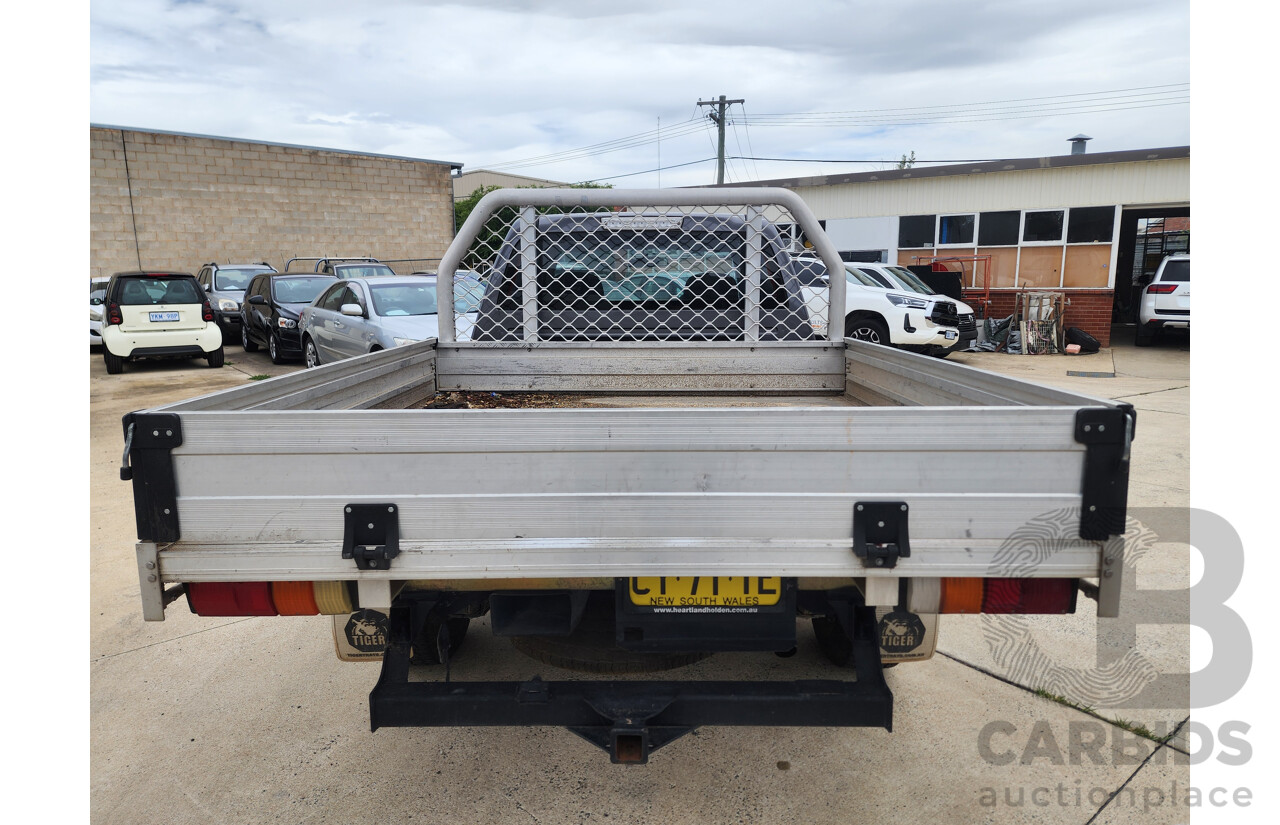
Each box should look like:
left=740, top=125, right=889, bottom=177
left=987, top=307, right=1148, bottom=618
left=121, top=411, right=183, bottom=543
left=343, top=504, right=401, bottom=571
left=853, top=502, right=910, bottom=569
left=1075, top=405, right=1136, bottom=540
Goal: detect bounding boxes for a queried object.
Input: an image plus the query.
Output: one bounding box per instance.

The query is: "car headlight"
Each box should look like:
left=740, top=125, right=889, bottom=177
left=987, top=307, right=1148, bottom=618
left=886, top=293, right=929, bottom=309
left=217, top=298, right=239, bottom=312
left=392, top=337, right=419, bottom=347
left=277, top=317, right=297, bottom=329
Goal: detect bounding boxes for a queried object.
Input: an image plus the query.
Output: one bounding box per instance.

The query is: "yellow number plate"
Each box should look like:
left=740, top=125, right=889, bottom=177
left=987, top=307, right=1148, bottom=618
left=627, top=577, right=782, bottom=607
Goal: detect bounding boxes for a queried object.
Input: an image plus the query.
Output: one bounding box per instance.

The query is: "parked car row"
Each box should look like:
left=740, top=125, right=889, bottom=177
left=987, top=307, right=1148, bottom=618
left=91, top=256, right=417, bottom=373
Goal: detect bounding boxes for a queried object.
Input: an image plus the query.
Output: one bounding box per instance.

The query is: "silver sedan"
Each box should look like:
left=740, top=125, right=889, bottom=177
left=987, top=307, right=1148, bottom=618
left=298, top=274, right=484, bottom=367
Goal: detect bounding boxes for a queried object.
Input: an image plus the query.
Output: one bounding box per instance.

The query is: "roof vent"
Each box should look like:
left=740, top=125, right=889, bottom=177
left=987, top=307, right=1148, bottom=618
left=1069, top=134, right=1092, bottom=155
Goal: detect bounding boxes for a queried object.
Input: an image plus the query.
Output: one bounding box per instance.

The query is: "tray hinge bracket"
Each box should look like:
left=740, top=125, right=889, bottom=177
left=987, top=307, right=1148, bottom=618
left=853, top=501, right=910, bottom=569
left=343, top=503, right=401, bottom=571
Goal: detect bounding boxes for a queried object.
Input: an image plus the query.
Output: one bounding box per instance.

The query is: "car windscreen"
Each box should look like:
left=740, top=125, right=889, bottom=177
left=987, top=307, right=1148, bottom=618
left=1160, top=260, right=1190, bottom=282
left=887, top=266, right=937, bottom=294
left=116, top=278, right=202, bottom=305
left=453, top=275, right=487, bottom=313
left=842, top=266, right=882, bottom=288
left=273, top=276, right=334, bottom=304
left=540, top=229, right=744, bottom=306
left=90, top=287, right=107, bottom=304
left=337, top=265, right=397, bottom=279
left=857, top=267, right=894, bottom=288
left=215, top=268, right=267, bottom=291
left=369, top=282, right=438, bottom=316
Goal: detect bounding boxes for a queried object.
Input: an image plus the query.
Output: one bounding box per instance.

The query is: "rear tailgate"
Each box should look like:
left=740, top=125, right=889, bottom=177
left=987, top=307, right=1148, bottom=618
left=124, top=340, right=1132, bottom=621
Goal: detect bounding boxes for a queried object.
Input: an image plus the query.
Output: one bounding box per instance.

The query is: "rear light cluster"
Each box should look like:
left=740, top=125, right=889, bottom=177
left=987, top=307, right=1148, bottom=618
left=1146, top=283, right=1178, bottom=294
left=938, top=577, right=1077, bottom=614
left=107, top=302, right=123, bottom=326
left=186, top=581, right=354, bottom=616
left=201, top=299, right=215, bottom=322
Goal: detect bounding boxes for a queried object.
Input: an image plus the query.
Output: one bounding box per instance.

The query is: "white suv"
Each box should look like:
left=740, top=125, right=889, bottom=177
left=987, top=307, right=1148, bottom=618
left=793, top=258, right=961, bottom=353
left=99, top=271, right=224, bottom=374
left=851, top=262, right=978, bottom=353
left=1135, top=254, right=1190, bottom=346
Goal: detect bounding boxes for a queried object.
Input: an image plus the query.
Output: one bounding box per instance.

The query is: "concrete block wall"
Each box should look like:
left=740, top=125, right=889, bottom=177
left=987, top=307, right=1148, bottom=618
left=90, top=127, right=457, bottom=278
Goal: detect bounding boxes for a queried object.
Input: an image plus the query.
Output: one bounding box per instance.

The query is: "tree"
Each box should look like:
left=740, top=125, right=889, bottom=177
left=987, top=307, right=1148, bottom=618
left=452, top=181, right=615, bottom=269
left=897, top=151, right=916, bottom=170
left=453, top=184, right=501, bottom=231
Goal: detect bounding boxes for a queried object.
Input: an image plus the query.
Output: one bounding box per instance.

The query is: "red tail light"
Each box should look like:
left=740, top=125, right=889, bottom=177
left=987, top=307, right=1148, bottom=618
left=1146, top=283, right=1178, bottom=294
left=202, top=299, right=215, bottom=322
left=107, top=302, right=123, bottom=325
left=187, top=582, right=277, bottom=616
left=939, top=577, right=1077, bottom=614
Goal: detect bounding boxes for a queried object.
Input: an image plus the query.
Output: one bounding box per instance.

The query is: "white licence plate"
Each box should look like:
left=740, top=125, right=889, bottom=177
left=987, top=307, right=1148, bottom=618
left=149, top=311, right=180, bottom=322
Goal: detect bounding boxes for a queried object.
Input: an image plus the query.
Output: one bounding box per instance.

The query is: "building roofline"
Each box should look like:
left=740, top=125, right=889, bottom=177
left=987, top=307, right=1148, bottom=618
left=702, top=146, right=1189, bottom=189
left=90, top=123, right=464, bottom=170
left=451, top=168, right=568, bottom=186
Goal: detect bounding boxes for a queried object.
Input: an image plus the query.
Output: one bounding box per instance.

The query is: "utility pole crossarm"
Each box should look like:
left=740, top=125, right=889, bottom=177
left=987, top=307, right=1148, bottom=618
left=697, top=95, right=745, bottom=185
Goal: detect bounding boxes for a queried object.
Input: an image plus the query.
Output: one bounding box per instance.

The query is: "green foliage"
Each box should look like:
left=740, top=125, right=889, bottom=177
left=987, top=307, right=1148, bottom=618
left=897, top=151, right=916, bottom=170
left=453, top=184, right=501, bottom=231
left=452, top=181, right=614, bottom=269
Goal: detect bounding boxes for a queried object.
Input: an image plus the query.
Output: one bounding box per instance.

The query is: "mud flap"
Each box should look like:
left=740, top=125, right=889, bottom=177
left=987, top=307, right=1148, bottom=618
left=876, top=607, right=938, bottom=664
left=332, top=610, right=391, bottom=662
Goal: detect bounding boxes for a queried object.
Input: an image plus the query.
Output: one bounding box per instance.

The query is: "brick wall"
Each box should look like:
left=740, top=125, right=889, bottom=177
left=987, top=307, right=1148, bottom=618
left=90, top=127, right=456, bottom=278
left=964, top=288, right=1115, bottom=347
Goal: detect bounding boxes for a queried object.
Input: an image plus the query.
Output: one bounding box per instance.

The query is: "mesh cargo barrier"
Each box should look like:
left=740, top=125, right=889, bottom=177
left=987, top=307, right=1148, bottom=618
left=437, top=189, right=844, bottom=346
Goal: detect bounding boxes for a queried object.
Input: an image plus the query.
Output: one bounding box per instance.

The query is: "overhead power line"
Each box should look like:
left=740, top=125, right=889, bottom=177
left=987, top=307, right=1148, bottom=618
left=583, top=157, right=718, bottom=183
left=748, top=83, right=1188, bottom=118
left=470, top=83, right=1188, bottom=174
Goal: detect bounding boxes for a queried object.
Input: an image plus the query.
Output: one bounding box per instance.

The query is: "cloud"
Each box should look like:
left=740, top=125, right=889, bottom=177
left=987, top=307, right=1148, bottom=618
left=89, top=0, right=1189, bottom=188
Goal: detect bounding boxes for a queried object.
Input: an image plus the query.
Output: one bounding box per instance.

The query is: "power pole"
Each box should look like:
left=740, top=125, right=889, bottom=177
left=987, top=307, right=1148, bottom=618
left=697, top=95, right=744, bottom=184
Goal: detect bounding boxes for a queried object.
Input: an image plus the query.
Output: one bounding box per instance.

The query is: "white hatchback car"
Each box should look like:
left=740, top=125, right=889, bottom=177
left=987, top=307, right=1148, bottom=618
left=793, top=258, right=961, bottom=353
left=98, top=271, right=224, bottom=374
left=1136, top=254, right=1189, bottom=346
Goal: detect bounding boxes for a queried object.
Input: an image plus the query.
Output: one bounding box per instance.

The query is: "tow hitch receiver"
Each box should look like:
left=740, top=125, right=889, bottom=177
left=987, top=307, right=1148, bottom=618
left=368, top=604, right=893, bottom=763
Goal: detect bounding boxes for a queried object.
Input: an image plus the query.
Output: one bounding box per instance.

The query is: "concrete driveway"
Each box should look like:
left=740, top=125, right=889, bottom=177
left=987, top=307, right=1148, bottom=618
left=90, top=329, right=1191, bottom=824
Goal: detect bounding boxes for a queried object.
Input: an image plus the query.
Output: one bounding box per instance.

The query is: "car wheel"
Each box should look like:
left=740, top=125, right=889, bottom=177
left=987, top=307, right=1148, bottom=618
left=241, top=323, right=258, bottom=352
left=268, top=332, right=285, bottom=365
left=1134, top=324, right=1155, bottom=347
left=103, top=350, right=125, bottom=375
left=303, top=336, right=320, bottom=369
left=206, top=346, right=225, bottom=368
left=846, top=316, right=890, bottom=346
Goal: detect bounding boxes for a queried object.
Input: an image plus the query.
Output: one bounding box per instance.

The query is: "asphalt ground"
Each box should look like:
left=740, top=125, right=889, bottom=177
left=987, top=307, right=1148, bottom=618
left=89, top=327, right=1191, bottom=824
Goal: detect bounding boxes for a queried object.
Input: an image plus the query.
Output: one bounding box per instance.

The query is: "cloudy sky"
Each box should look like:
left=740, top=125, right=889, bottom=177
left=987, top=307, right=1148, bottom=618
left=89, top=0, right=1190, bottom=187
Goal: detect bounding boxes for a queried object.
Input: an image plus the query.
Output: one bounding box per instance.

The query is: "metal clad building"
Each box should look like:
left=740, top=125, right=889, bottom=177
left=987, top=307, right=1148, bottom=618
left=715, top=146, right=1190, bottom=346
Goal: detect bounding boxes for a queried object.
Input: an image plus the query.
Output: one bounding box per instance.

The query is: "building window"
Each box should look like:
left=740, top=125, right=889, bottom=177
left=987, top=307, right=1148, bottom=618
left=978, top=211, right=1020, bottom=246
left=1066, top=206, right=1116, bottom=243
left=1023, top=210, right=1064, bottom=243
left=898, top=214, right=935, bottom=248
left=938, top=214, right=975, bottom=245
